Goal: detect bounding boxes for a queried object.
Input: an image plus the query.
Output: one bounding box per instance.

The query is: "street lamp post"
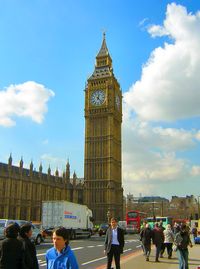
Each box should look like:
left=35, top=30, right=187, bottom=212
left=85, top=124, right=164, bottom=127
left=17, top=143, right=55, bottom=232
left=152, top=199, right=155, bottom=218
left=198, top=196, right=200, bottom=219
left=161, top=201, right=164, bottom=217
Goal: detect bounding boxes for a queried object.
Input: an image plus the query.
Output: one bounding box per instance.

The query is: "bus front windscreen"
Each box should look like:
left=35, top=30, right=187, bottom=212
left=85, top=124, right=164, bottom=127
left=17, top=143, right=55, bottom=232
left=127, top=212, right=138, bottom=218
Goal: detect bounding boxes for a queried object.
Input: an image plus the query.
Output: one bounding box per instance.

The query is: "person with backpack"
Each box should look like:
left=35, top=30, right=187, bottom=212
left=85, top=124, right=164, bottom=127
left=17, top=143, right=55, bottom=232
left=174, top=223, right=193, bottom=269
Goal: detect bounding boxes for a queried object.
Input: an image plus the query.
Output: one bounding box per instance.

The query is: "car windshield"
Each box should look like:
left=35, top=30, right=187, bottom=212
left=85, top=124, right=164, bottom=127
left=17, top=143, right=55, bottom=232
left=34, top=224, right=41, bottom=229
left=100, top=224, right=108, bottom=228
left=0, top=220, right=6, bottom=228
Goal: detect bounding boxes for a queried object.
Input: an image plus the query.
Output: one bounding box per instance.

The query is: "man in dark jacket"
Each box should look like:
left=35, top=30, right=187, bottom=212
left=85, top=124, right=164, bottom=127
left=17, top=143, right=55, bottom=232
left=0, top=223, right=24, bottom=269
left=152, top=222, right=164, bottom=262
left=104, top=217, right=124, bottom=269
left=18, top=223, right=39, bottom=269
left=140, top=223, right=152, bottom=261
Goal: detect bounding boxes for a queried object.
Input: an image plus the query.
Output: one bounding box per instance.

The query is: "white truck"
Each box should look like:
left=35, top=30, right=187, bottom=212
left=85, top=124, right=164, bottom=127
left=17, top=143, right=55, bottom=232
left=42, top=200, right=93, bottom=239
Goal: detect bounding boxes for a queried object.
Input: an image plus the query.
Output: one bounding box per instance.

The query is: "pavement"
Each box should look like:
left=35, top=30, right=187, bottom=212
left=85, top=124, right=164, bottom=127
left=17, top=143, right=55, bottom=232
left=97, top=244, right=200, bottom=269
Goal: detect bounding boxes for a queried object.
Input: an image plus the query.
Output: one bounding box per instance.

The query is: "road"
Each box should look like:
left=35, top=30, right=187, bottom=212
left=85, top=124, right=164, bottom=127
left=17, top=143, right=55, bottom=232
left=36, top=234, right=141, bottom=268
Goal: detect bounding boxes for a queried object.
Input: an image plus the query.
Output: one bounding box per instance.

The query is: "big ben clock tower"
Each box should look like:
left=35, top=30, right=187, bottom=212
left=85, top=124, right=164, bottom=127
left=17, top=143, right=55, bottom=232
left=84, top=34, right=123, bottom=223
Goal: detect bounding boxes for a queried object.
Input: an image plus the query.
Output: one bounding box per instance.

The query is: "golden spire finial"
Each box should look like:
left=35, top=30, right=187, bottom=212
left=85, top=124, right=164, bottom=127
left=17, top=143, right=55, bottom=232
left=101, top=29, right=106, bottom=39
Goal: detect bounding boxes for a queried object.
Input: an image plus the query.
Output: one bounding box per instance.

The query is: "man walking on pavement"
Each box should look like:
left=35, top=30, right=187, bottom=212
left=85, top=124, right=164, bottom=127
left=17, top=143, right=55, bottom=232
left=152, top=222, right=164, bottom=262
left=104, top=217, right=125, bottom=269
left=140, top=223, right=153, bottom=261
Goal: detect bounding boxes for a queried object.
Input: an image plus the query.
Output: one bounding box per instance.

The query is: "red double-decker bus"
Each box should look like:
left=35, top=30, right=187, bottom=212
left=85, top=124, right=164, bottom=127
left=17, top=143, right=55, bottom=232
left=126, top=210, right=147, bottom=233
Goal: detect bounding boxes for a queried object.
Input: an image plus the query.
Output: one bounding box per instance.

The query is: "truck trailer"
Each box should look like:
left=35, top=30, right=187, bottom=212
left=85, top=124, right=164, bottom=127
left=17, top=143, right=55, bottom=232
left=42, top=200, right=93, bottom=239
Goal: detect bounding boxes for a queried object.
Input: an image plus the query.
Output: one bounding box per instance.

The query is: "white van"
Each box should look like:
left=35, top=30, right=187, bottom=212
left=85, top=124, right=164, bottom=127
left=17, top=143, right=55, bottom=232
left=0, top=219, right=28, bottom=239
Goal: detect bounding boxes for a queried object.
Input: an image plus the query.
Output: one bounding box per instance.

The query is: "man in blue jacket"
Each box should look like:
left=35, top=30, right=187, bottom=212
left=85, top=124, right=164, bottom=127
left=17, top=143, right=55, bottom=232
left=46, top=227, right=79, bottom=269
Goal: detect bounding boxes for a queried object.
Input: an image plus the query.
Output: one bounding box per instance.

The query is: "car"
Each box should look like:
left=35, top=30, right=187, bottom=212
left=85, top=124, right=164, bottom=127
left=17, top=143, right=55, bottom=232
left=31, top=224, right=43, bottom=245
left=98, top=223, right=109, bottom=236
left=0, top=219, right=28, bottom=240
left=32, top=222, right=47, bottom=240
left=43, top=226, right=55, bottom=238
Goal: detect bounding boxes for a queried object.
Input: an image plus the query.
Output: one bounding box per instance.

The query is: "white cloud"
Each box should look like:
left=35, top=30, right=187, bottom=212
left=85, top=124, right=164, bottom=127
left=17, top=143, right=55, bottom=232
left=196, top=131, right=200, bottom=141
left=148, top=24, right=168, bottom=37
left=40, top=153, right=67, bottom=172
left=191, top=165, right=200, bottom=176
left=124, top=3, right=200, bottom=122
left=0, top=81, right=55, bottom=127
left=122, top=118, right=194, bottom=193
left=41, top=153, right=65, bottom=164
left=122, top=3, right=200, bottom=197
left=138, top=18, right=149, bottom=27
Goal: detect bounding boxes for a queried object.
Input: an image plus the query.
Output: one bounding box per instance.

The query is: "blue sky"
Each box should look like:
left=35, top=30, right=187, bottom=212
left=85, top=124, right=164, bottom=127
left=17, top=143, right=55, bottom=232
left=0, top=0, right=200, bottom=199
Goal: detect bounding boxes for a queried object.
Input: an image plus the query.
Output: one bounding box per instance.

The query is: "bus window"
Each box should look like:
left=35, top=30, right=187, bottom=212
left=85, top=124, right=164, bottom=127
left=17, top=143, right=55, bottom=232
left=145, top=216, right=172, bottom=228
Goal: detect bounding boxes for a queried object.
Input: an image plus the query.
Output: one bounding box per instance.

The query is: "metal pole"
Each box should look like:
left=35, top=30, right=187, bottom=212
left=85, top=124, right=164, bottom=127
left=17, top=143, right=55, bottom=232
left=161, top=201, right=164, bottom=217
left=152, top=199, right=155, bottom=218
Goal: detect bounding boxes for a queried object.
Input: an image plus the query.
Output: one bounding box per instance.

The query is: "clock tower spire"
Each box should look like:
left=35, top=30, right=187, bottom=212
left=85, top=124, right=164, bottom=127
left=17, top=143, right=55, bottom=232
left=96, top=32, right=112, bottom=68
left=84, top=34, right=123, bottom=223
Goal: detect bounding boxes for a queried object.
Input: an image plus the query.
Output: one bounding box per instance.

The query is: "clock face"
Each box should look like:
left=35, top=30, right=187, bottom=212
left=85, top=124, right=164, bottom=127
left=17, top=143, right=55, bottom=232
left=115, top=94, right=120, bottom=109
left=90, top=90, right=105, bottom=106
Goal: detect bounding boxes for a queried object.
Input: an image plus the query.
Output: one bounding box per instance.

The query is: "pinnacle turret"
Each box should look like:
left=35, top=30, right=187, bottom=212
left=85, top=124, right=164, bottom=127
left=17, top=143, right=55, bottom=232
left=96, top=32, right=109, bottom=58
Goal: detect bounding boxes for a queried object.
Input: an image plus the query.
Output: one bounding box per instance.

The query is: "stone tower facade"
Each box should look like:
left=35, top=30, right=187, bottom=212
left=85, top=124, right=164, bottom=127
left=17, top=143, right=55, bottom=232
left=84, top=34, right=123, bottom=223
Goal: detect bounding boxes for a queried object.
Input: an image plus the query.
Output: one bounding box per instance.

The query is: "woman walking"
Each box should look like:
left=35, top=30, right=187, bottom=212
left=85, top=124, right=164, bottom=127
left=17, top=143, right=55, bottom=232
left=163, top=224, right=174, bottom=259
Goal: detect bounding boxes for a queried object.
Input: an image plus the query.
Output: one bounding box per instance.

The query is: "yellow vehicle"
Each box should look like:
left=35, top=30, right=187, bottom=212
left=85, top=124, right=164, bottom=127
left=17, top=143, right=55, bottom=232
left=191, top=219, right=200, bottom=235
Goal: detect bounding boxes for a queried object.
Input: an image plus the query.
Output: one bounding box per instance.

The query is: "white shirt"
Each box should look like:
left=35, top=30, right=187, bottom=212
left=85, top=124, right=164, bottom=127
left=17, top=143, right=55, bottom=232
left=112, top=228, right=119, bottom=245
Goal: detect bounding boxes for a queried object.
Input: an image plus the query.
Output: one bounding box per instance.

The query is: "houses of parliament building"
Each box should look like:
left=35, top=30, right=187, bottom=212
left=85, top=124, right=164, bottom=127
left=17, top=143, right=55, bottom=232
left=0, top=34, right=123, bottom=223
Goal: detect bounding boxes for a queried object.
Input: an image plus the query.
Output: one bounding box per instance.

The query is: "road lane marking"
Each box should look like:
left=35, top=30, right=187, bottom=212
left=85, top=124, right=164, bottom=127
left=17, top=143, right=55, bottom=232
left=39, top=261, right=46, bottom=264
left=36, top=246, right=84, bottom=257
left=123, top=248, right=132, bottom=252
left=97, top=244, right=103, bottom=247
left=136, top=244, right=142, bottom=248
left=81, top=249, right=132, bottom=266
left=87, top=245, right=95, bottom=248
left=38, top=260, right=47, bottom=267
left=40, top=263, right=47, bottom=267
left=125, top=239, right=140, bottom=243
left=82, top=256, right=106, bottom=265
left=72, top=247, right=84, bottom=251
left=37, top=253, right=46, bottom=257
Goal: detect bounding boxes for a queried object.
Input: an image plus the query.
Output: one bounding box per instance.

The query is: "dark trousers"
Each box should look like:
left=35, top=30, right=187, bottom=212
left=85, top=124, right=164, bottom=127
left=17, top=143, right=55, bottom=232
left=107, top=244, right=121, bottom=269
left=155, top=243, right=162, bottom=261
left=162, top=243, right=173, bottom=258
left=143, top=243, right=151, bottom=258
